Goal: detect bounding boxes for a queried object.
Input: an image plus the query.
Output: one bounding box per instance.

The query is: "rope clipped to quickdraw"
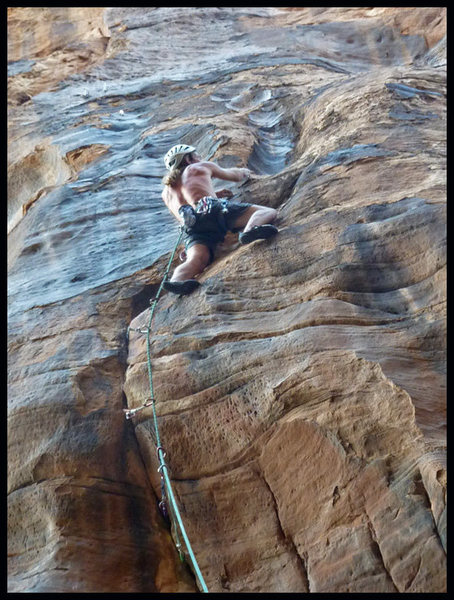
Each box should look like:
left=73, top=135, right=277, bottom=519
left=157, top=446, right=185, bottom=562
left=124, top=227, right=209, bottom=593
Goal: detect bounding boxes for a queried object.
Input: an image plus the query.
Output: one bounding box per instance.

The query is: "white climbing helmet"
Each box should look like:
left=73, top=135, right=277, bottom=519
left=164, top=144, right=196, bottom=170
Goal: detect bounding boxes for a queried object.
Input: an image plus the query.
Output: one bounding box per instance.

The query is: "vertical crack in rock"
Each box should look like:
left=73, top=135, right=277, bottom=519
left=119, top=395, right=199, bottom=594
left=123, top=285, right=201, bottom=591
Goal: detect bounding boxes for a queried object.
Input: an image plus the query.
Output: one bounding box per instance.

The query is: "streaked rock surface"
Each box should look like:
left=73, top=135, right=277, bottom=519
left=8, top=7, right=446, bottom=593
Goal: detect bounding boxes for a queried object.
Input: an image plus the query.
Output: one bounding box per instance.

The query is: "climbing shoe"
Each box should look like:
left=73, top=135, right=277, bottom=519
left=163, top=279, right=200, bottom=295
left=239, top=224, right=278, bottom=245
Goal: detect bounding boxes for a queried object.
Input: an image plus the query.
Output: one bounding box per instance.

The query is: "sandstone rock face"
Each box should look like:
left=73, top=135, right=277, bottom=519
left=8, top=7, right=446, bottom=593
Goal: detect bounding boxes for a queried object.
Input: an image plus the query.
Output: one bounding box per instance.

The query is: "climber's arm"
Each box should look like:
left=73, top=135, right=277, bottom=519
left=203, top=161, right=251, bottom=183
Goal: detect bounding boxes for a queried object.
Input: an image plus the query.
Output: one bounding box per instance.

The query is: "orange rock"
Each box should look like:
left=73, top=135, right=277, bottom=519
left=8, top=6, right=446, bottom=593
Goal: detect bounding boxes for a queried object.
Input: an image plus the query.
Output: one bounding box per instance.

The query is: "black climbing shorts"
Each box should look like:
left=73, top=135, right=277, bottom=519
left=184, top=197, right=252, bottom=261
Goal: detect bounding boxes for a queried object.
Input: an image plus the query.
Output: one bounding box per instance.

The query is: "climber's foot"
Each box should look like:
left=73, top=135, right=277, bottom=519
left=163, top=279, right=200, bottom=295
left=239, top=224, right=279, bottom=245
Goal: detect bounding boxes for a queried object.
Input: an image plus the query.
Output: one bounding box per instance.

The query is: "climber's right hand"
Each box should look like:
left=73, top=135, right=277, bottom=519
left=178, top=205, right=197, bottom=229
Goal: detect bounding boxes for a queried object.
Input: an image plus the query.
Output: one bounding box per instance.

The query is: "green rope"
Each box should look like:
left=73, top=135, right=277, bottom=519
left=126, top=228, right=209, bottom=593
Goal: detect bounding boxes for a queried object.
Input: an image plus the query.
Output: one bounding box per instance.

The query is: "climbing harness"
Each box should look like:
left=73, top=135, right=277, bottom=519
left=196, top=196, right=229, bottom=215
left=124, top=226, right=209, bottom=593
left=196, top=197, right=213, bottom=214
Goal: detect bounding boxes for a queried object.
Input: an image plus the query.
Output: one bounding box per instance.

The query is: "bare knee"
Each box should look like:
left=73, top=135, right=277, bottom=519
left=253, top=205, right=277, bottom=221
left=247, top=205, right=278, bottom=229
left=265, top=207, right=278, bottom=222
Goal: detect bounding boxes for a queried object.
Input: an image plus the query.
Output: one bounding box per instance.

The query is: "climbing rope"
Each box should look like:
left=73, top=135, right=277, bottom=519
left=125, top=227, right=209, bottom=594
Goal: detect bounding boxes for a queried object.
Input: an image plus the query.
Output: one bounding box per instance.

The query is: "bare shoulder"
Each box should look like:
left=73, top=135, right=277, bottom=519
left=185, top=161, right=213, bottom=175
left=192, top=160, right=230, bottom=176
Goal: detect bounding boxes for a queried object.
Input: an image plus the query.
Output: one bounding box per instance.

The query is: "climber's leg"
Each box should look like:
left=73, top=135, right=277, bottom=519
left=232, top=205, right=279, bottom=244
left=171, top=243, right=210, bottom=281
left=232, top=204, right=278, bottom=232
left=163, top=243, right=210, bottom=295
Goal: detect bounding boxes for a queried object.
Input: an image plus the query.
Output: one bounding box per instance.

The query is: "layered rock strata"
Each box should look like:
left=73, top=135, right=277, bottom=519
left=8, top=7, right=446, bottom=593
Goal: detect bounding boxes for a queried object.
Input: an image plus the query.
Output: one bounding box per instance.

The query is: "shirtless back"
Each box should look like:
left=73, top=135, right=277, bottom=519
left=162, top=156, right=249, bottom=223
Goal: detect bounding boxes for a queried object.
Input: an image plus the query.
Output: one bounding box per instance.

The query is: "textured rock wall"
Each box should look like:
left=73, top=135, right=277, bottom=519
left=8, top=7, right=446, bottom=593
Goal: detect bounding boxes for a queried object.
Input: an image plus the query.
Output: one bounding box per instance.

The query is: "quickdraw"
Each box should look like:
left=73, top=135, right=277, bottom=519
left=196, top=196, right=229, bottom=215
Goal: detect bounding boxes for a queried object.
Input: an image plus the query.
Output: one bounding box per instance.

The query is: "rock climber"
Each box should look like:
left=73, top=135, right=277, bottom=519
left=160, top=144, right=278, bottom=295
